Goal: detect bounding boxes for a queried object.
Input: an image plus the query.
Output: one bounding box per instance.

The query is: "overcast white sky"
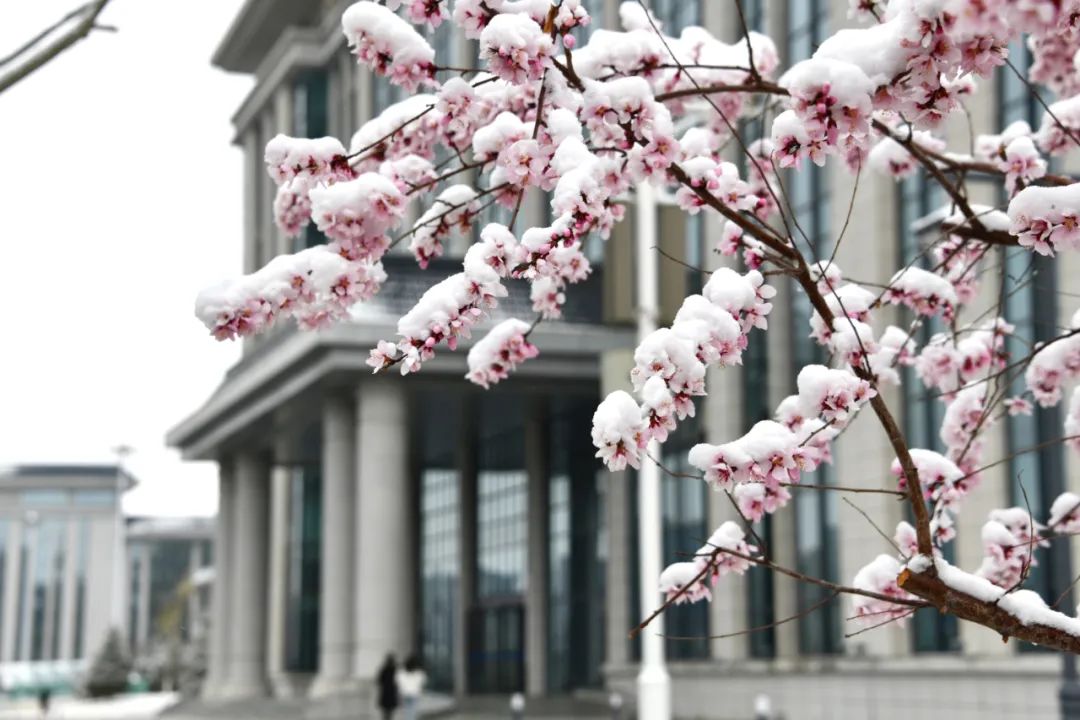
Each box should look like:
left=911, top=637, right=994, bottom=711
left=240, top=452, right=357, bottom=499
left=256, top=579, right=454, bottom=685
left=0, top=1, right=253, bottom=516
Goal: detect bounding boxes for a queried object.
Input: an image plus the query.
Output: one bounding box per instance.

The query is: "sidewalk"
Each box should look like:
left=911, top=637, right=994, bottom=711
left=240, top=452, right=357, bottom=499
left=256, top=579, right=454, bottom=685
left=0, top=692, right=179, bottom=719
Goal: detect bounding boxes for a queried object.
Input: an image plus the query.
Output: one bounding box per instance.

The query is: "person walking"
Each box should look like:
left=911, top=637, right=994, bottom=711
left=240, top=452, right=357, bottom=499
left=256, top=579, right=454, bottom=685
left=396, top=655, right=426, bottom=720
left=377, top=654, right=399, bottom=720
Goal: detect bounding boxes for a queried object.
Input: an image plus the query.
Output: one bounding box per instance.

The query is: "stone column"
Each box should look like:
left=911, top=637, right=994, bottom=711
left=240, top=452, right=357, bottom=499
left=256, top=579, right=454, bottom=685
left=312, top=397, right=357, bottom=696
left=266, top=459, right=292, bottom=696
left=203, top=461, right=234, bottom=699
left=354, top=381, right=414, bottom=682
left=524, top=400, right=549, bottom=696
left=603, top=472, right=629, bottom=671
left=1, top=521, right=20, bottom=662
left=225, top=451, right=270, bottom=698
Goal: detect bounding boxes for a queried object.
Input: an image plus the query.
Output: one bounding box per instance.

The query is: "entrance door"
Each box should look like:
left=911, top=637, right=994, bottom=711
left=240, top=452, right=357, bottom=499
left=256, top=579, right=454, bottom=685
left=467, top=602, right=524, bottom=693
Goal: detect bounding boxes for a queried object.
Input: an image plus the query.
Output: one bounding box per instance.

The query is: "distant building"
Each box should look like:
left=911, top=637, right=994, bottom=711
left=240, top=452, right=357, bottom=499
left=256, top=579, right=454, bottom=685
left=126, top=517, right=214, bottom=658
left=0, top=464, right=134, bottom=692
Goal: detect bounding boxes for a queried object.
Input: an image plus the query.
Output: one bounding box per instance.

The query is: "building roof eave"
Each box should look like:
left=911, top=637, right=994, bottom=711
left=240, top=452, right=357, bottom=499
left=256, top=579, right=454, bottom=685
left=166, top=319, right=635, bottom=461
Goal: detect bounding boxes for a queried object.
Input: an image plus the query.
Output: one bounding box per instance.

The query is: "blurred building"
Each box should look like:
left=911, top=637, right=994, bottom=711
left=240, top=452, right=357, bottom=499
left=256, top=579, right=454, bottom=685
left=0, top=464, right=134, bottom=693
left=126, top=517, right=214, bottom=658
left=168, top=1, right=1080, bottom=718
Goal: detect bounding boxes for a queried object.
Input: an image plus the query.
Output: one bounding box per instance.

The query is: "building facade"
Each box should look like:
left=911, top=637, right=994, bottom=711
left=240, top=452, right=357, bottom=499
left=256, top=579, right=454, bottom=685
left=169, top=1, right=1080, bottom=718
left=126, top=517, right=214, bottom=661
left=0, top=464, right=133, bottom=693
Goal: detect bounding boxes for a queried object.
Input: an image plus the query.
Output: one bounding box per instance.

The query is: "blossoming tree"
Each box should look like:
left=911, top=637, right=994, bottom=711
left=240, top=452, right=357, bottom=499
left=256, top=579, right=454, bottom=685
left=197, top=0, right=1080, bottom=652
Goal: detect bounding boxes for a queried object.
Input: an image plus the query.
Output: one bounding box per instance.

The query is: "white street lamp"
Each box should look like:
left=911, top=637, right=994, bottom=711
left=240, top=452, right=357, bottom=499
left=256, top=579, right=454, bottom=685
left=634, top=180, right=671, bottom=720
left=111, top=444, right=133, bottom=635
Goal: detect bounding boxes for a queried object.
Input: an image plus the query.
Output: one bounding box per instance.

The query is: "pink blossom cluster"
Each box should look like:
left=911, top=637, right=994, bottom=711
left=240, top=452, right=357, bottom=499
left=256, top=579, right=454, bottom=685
left=264, top=135, right=353, bottom=186
left=387, top=0, right=448, bottom=29
left=1023, top=309, right=1080, bottom=406
left=628, top=293, right=751, bottom=442
left=350, top=94, right=442, bottom=171
left=974, top=121, right=1047, bottom=195
left=591, top=390, right=648, bottom=471
left=479, top=13, right=553, bottom=84
left=866, top=129, right=946, bottom=179
left=1008, top=182, right=1080, bottom=256
left=581, top=76, right=676, bottom=160
left=379, top=154, right=438, bottom=193
left=591, top=270, right=774, bottom=472
left=409, top=185, right=481, bottom=268
left=658, top=522, right=756, bottom=606
left=196, top=247, right=387, bottom=340
left=808, top=282, right=875, bottom=346
left=1048, top=491, right=1080, bottom=534
left=368, top=244, right=507, bottom=375
left=514, top=221, right=592, bottom=318
left=673, top=157, right=757, bottom=215
left=308, top=173, right=408, bottom=262
left=914, top=319, right=1012, bottom=395
left=1031, top=7, right=1080, bottom=90
left=774, top=58, right=873, bottom=169
left=273, top=179, right=314, bottom=238
left=884, top=266, right=958, bottom=321
left=851, top=555, right=916, bottom=626
left=1036, top=95, right=1080, bottom=156
left=795, top=365, right=876, bottom=428
left=890, top=448, right=965, bottom=506
left=342, top=2, right=437, bottom=91
left=976, top=508, right=1047, bottom=590
left=687, top=420, right=821, bottom=517
left=934, top=206, right=1006, bottom=303
left=465, top=318, right=539, bottom=388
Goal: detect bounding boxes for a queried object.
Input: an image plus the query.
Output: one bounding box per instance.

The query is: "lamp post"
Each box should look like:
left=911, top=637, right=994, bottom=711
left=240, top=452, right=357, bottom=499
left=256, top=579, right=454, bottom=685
left=111, top=444, right=133, bottom=635
left=634, top=180, right=671, bottom=720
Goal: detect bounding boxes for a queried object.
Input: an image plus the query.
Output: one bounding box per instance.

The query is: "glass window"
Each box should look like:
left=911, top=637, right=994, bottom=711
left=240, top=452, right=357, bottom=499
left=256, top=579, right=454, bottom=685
left=471, top=395, right=528, bottom=693
left=21, top=490, right=67, bottom=506
left=742, top=318, right=775, bottom=658
left=128, top=551, right=141, bottom=654
left=417, top=390, right=462, bottom=693
left=284, top=465, right=321, bottom=672
left=897, top=172, right=960, bottom=652
left=72, top=489, right=115, bottom=507
left=72, top=518, right=89, bottom=659
left=651, top=0, right=700, bottom=36
left=742, top=0, right=764, bottom=33
left=661, top=401, right=709, bottom=659
left=784, top=0, right=841, bottom=656
left=996, top=41, right=1064, bottom=648
left=293, top=69, right=330, bottom=252
left=574, top=0, right=605, bottom=43
left=547, top=396, right=605, bottom=691
left=30, top=519, right=65, bottom=661
left=14, top=524, right=29, bottom=660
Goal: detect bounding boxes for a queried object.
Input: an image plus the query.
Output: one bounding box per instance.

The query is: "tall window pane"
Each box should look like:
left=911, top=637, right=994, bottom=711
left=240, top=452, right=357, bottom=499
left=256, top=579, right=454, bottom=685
left=285, top=465, right=321, bottom=672
left=784, top=0, right=841, bottom=656
left=661, top=402, right=708, bottom=659
left=418, top=391, right=461, bottom=692
left=547, top=396, right=605, bottom=691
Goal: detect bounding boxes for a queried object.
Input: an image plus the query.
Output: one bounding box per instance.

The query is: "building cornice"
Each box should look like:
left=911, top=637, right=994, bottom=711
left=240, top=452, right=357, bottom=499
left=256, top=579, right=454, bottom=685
left=167, top=319, right=634, bottom=460
left=227, top=12, right=347, bottom=141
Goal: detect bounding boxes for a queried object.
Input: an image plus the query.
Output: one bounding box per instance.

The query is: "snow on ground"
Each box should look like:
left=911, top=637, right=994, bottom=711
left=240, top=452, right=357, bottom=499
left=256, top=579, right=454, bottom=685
left=0, top=692, right=178, bottom=719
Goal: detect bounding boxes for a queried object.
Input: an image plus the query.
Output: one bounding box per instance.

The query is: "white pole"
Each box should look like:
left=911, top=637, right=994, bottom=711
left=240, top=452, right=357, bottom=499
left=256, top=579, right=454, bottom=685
left=111, top=446, right=132, bottom=636
left=634, top=180, right=671, bottom=720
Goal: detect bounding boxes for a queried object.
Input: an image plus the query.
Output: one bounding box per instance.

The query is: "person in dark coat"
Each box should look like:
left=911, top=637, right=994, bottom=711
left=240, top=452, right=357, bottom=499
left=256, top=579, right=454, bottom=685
left=377, top=654, right=400, bottom=720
